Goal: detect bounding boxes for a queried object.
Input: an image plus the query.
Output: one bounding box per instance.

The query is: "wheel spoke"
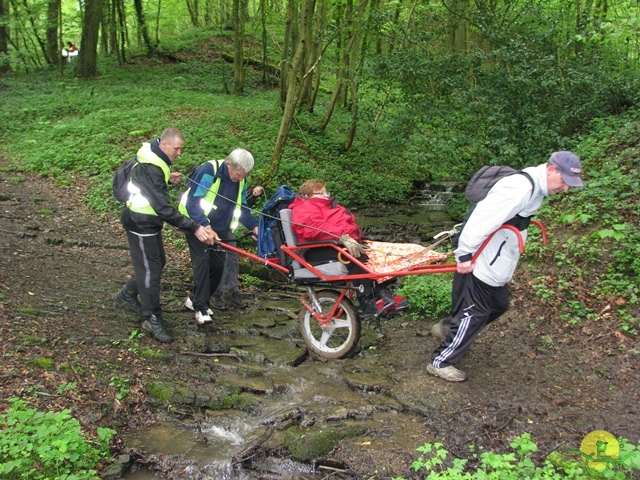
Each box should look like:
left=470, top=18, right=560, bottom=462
left=331, top=318, right=352, bottom=329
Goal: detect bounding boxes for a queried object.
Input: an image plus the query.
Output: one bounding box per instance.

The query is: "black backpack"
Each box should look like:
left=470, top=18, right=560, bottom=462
left=452, top=167, right=535, bottom=249
left=465, top=165, right=532, bottom=204
left=112, top=157, right=138, bottom=203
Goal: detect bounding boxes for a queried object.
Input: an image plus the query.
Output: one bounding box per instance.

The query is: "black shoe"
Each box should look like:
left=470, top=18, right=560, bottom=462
left=115, top=287, right=142, bottom=314
left=359, top=297, right=379, bottom=317
left=210, top=295, right=227, bottom=311
left=142, top=315, right=174, bottom=343
left=225, top=292, right=247, bottom=309
left=375, top=288, right=396, bottom=309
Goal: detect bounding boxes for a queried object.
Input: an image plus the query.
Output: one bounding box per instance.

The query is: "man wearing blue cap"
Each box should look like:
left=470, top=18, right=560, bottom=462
left=428, top=151, right=584, bottom=382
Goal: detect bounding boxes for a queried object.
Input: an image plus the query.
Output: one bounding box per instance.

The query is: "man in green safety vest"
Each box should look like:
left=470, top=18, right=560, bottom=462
left=179, top=148, right=259, bottom=325
left=116, top=128, right=217, bottom=343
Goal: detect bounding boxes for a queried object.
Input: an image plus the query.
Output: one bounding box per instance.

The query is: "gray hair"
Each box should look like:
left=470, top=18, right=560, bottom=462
left=225, top=148, right=254, bottom=173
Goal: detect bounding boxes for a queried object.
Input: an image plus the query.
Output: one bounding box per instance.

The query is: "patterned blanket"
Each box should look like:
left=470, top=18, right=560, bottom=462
left=363, top=240, right=450, bottom=282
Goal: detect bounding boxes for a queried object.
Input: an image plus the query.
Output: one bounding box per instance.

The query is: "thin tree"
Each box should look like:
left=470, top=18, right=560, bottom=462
left=77, top=0, right=103, bottom=77
left=232, top=0, right=247, bottom=93
left=264, top=0, right=310, bottom=184
left=279, top=0, right=298, bottom=105
left=185, top=0, right=199, bottom=26
left=0, top=0, right=9, bottom=73
left=133, top=0, right=157, bottom=57
left=46, top=0, right=59, bottom=68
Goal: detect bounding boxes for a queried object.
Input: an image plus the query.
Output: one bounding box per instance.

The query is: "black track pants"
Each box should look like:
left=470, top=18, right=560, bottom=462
left=126, top=230, right=166, bottom=318
left=186, top=232, right=226, bottom=312
left=430, top=272, right=509, bottom=368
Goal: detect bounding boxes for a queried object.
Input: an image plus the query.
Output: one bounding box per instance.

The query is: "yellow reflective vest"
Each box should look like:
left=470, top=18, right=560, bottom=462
left=179, top=160, right=245, bottom=230
left=126, top=143, right=171, bottom=216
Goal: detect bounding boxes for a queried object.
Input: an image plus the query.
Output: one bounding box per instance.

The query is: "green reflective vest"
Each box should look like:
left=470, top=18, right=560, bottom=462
left=179, top=160, right=245, bottom=230
left=126, top=143, right=171, bottom=216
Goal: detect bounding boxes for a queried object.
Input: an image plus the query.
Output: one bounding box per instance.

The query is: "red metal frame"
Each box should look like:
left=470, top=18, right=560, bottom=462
left=218, top=221, right=548, bottom=327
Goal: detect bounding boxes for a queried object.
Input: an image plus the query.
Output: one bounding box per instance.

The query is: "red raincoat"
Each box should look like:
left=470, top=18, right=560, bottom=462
left=289, top=197, right=362, bottom=243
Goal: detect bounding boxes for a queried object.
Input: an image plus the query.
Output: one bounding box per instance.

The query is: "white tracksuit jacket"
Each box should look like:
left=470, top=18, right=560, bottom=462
left=455, top=163, right=549, bottom=287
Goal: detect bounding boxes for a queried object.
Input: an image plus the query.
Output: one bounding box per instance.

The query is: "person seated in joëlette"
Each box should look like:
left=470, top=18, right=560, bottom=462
left=288, top=179, right=397, bottom=317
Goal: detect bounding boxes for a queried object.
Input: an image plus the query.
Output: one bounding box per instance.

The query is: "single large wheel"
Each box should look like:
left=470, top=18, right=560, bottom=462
left=299, top=290, right=361, bottom=359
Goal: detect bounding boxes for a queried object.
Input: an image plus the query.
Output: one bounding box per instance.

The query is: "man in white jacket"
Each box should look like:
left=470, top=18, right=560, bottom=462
left=428, top=151, right=584, bottom=382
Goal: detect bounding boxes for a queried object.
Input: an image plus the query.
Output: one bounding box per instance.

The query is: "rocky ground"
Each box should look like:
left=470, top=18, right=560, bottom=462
left=1, top=170, right=638, bottom=479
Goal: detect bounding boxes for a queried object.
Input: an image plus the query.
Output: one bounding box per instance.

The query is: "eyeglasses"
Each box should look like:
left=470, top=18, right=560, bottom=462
left=312, top=191, right=330, bottom=197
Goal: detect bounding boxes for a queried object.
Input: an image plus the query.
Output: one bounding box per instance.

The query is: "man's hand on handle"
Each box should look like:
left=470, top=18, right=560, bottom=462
left=456, top=260, right=474, bottom=274
left=195, top=226, right=220, bottom=245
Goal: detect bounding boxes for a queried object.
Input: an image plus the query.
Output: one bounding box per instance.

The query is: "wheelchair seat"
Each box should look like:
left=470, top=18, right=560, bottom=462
left=278, top=209, right=349, bottom=279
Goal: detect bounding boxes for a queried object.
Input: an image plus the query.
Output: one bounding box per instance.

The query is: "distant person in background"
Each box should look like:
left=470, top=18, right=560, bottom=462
left=62, top=42, right=79, bottom=63
left=211, top=185, right=264, bottom=310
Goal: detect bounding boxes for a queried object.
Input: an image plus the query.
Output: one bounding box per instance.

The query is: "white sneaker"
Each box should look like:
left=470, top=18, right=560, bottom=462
left=184, top=297, right=213, bottom=315
left=195, top=310, right=213, bottom=325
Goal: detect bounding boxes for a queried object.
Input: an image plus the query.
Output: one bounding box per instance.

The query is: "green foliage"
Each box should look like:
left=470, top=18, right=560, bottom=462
left=395, top=433, right=640, bottom=479
left=525, top=107, right=640, bottom=333
left=397, top=274, right=453, bottom=320
left=0, top=398, right=115, bottom=480
left=109, top=376, right=131, bottom=400
left=240, top=273, right=262, bottom=287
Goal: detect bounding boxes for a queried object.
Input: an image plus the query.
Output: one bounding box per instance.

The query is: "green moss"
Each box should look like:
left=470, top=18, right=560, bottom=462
left=17, top=307, right=44, bottom=317
left=283, top=424, right=368, bottom=462
left=19, top=335, right=48, bottom=345
left=59, top=363, right=74, bottom=373
left=138, top=348, right=165, bottom=361
left=145, top=382, right=171, bottom=401
left=28, top=357, right=55, bottom=370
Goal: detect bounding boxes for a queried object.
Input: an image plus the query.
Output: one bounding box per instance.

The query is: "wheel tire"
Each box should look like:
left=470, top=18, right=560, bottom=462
left=299, top=290, right=361, bottom=359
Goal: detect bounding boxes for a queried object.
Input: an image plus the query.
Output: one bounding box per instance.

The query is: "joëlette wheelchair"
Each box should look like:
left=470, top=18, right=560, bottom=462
left=219, top=209, right=547, bottom=359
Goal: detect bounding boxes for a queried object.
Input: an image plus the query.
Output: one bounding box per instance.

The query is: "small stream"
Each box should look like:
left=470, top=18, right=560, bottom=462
left=121, top=192, right=458, bottom=479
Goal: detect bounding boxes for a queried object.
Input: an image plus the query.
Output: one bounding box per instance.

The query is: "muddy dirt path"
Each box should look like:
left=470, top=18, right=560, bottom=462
left=0, top=171, right=638, bottom=479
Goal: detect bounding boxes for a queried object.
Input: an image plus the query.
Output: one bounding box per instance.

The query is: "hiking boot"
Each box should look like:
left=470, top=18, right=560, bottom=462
left=184, top=296, right=213, bottom=315
left=375, top=288, right=396, bottom=310
left=426, top=364, right=467, bottom=382
left=225, top=292, right=247, bottom=309
left=431, top=319, right=451, bottom=341
left=142, top=315, right=174, bottom=343
left=195, top=310, right=213, bottom=325
left=115, top=286, right=142, bottom=314
left=210, top=295, right=227, bottom=311
left=359, top=297, right=379, bottom=317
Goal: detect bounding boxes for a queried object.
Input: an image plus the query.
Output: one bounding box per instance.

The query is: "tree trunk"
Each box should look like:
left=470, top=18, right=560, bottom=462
left=21, top=0, right=49, bottom=64
left=0, top=0, right=9, bottom=73
left=344, top=80, right=358, bottom=151
left=318, top=0, right=365, bottom=132
left=259, top=0, right=268, bottom=85
left=279, top=0, right=298, bottom=105
left=46, top=0, right=59, bottom=68
left=296, top=0, right=316, bottom=109
left=117, top=0, right=127, bottom=62
left=77, top=0, right=103, bottom=78
left=232, top=0, right=246, bottom=93
left=266, top=23, right=306, bottom=184
left=133, top=0, right=156, bottom=57
left=185, top=0, right=199, bottom=26
left=204, top=0, right=212, bottom=25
